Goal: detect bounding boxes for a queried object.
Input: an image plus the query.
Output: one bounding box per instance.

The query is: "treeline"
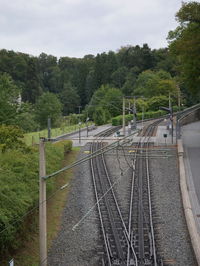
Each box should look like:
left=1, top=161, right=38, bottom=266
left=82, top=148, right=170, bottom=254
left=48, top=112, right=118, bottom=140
left=0, top=1, right=199, bottom=130
left=0, top=44, right=175, bottom=106
left=0, top=45, right=177, bottom=129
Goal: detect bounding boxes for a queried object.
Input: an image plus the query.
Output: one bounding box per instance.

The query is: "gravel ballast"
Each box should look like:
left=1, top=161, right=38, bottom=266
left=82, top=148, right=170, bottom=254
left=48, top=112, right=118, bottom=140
left=48, top=143, right=100, bottom=266
left=48, top=143, right=197, bottom=265
left=150, top=148, right=197, bottom=266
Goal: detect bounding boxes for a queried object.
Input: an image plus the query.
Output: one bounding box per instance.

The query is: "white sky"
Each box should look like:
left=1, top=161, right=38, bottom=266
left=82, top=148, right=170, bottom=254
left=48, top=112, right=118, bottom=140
left=0, top=0, right=191, bottom=58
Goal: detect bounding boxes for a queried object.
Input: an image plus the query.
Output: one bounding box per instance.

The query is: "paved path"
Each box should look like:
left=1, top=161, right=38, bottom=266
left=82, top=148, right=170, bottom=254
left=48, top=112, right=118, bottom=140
left=182, top=121, right=200, bottom=233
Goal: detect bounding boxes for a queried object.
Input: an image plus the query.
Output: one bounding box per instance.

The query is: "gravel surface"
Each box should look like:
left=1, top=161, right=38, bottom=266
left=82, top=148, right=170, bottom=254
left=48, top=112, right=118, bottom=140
left=150, top=147, right=197, bottom=266
left=48, top=142, right=197, bottom=266
left=48, top=143, right=100, bottom=266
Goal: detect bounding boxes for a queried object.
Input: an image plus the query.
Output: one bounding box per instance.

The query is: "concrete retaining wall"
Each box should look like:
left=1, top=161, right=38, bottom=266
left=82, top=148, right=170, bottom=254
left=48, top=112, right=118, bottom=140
left=179, top=108, right=200, bottom=126
left=178, top=139, right=200, bottom=265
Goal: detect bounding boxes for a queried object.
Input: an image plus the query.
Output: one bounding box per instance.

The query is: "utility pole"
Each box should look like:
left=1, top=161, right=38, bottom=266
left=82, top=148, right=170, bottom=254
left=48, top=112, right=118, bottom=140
left=177, top=86, right=181, bottom=111
left=133, top=96, right=137, bottom=130
left=39, top=138, right=47, bottom=266
left=142, top=106, right=144, bottom=128
left=169, top=93, right=173, bottom=144
left=78, top=106, right=81, bottom=144
left=86, top=116, right=89, bottom=137
left=47, top=117, right=51, bottom=139
left=122, top=97, right=125, bottom=136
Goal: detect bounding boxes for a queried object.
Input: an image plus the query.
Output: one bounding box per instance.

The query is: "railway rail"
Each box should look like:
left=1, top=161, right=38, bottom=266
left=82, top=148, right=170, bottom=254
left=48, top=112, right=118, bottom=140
left=127, top=120, right=163, bottom=266
left=89, top=121, right=163, bottom=265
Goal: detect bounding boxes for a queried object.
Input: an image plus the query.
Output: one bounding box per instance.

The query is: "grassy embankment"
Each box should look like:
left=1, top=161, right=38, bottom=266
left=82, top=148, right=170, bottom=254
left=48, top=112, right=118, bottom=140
left=24, top=122, right=92, bottom=146
left=0, top=140, right=80, bottom=266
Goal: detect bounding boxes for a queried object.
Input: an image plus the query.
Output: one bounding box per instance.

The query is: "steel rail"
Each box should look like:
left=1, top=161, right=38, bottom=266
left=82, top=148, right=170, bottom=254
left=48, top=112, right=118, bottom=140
left=90, top=142, right=112, bottom=266
left=101, top=141, right=138, bottom=265
left=90, top=126, right=126, bottom=265
left=126, top=119, right=162, bottom=265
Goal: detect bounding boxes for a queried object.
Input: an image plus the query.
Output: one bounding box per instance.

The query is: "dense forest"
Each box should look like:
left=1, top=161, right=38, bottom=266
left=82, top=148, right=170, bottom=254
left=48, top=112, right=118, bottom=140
left=0, top=45, right=177, bottom=129
left=0, top=1, right=199, bottom=131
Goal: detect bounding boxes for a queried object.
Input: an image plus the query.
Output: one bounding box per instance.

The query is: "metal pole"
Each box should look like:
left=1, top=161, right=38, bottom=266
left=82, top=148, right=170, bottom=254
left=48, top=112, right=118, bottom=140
left=142, top=106, right=144, bottom=128
left=178, top=87, right=181, bottom=111
left=123, top=97, right=125, bottom=136
left=133, top=97, right=137, bottom=129
left=169, top=93, right=173, bottom=144
left=47, top=117, right=51, bottom=139
left=171, top=108, right=174, bottom=144
left=78, top=106, right=81, bottom=144
left=39, top=139, right=47, bottom=266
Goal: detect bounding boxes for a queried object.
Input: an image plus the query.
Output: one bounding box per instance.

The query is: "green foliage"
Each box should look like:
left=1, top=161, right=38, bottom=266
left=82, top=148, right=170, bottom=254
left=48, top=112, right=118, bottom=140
left=122, top=67, right=140, bottom=95
left=59, top=82, right=80, bottom=115
left=176, top=1, right=200, bottom=24
left=147, top=95, right=170, bottom=111
left=0, top=44, right=178, bottom=122
left=0, top=140, right=72, bottom=255
left=22, top=57, right=42, bottom=103
left=134, top=70, right=177, bottom=98
left=111, top=66, right=128, bottom=88
left=0, top=73, right=20, bottom=125
left=168, top=1, right=200, bottom=101
left=0, top=125, right=28, bottom=153
left=35, top=92, right=62, bottom=128
left=13, top=103, right=39, bottom=132
left=88, top=85, right=122, bottom=124
left=63, top=140, right=72, bottom=154
left=112, top=110, right=166, bottom=126
left=93, top=106, right=111, bottom=125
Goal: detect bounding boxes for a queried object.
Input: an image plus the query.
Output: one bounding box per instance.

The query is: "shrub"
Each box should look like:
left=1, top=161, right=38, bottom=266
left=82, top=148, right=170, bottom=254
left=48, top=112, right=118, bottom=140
left=0, top=125, right=29, bottom=153
left=111, top=110, right=166, bottom=126
left=0, top=140, right=72, bottom=255
left=53, top=140, right=72, bottom=154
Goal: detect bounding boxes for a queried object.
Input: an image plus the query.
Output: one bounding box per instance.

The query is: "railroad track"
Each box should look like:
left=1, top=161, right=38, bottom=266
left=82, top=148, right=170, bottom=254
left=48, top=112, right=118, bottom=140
left=127, top=120, right=163, bottom=266
left=89, top=121, right=163, bottom=265
left=91, top=126, right=129, bottom=265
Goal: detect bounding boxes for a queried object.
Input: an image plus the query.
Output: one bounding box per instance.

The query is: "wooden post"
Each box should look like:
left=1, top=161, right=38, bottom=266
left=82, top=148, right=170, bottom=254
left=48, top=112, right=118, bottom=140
left=39, top=139, right=47, bottom=266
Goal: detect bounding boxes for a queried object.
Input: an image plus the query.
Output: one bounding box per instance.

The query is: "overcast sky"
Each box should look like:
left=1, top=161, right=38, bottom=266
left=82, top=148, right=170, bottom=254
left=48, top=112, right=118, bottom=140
left=0, top=0, right=190, bottom=58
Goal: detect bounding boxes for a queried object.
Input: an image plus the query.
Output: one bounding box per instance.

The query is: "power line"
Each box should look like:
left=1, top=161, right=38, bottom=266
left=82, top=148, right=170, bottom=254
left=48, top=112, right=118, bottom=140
left=0, top=182, right=69, bottom=236
left=0, top=130, right=139, bottom=237
left=44, top=130, right=139, bottom=180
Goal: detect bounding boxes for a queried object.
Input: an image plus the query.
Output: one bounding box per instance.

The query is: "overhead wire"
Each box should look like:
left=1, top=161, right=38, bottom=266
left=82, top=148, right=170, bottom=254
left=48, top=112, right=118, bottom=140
left=0, top=132, right=138, bottom=237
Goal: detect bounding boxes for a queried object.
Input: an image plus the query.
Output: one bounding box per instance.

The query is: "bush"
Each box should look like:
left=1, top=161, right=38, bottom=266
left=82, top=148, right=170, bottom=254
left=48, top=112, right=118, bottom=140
left=111, top=110, right=166, bottom=126
left=0, top=140, right=72, bottom=255
left=93, top=107, right=111, bottom=125
left=53, top=140, right=72, bottom=154
left=0, top=125, right=29, bottom=153
left=14, top=112, right=39, bottom=132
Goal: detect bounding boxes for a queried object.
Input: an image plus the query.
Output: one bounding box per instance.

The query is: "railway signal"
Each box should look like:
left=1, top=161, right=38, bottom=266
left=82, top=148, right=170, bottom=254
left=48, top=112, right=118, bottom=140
left=159, top=106, right=173, bottom=144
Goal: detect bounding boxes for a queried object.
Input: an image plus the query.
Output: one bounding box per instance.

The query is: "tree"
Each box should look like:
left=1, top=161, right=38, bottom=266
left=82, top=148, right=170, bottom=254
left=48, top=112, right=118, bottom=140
left=122, top=67, right=140, bottom=95
left=22, top=57, right=42, bottom=103
left=14, top=103, right=39, bottom=132
left=111, top=67, right=128, bottom=88
left=168, top=1, right=200, bottom=101
left=0, top=125, right=28, bottom=152
left=134, top=70, right=176, bottom=98
left=152, top=48, right=176, bottom=75
left=101, top=87, right=123, bottom=117
left=35, top=92, right=62, bottom=128
left=0, top=73, right=20, bottom=124
left=147, top=95, right=170, bottom=111
left=88, top=85, right=122, bottom=123
left=93, top=106, right=110, bottom=125
left=59, top=82, right=80, bottom=115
